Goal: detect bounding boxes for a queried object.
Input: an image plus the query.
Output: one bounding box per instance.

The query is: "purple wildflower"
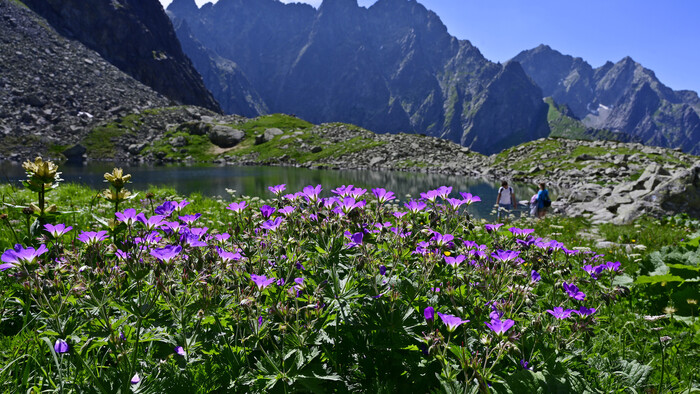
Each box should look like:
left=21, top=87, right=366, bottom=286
left=491, top=249, right=520, bottom=263
left=531, top=270, right=541, bottom=283
left=258, top=316, right=264, bottom=327
left=226, top=201, right=248, bottom=213
left=339, top=196, right=365, bottom=214
left=485, top=318, right=515, bottom=335
left=546, top=307, right=575, bottom=319
left=520, top=359, right=532, bottom=370
left=446, top=198, right=464, bottom=209
left=563, top=282, right=586, bottom=301
left=484, top=223, right=503, bottom=233
left=115, top=208, right=140, bottom=225
left=175, top=346, right=186, bottom=356
left=431, top=232, right=454, bottom=247
left=260, top=205, right=276, bottom=218
left=251, top=274, right=275, bottom=290
left=44, top=223, right=73, bottom=238
left=185, top=234, right=207, bottom=247
left=261, top=217, right=284, bottom=231
left=214, top=233, right=230, bottom=243
left=115, top=249, right=130, bottom=261
left=372, top=188, right=396, bottom=204
left=605, top=261, right=621, bottom=272
left=436, top=186, right=452, bottom=200
left=150, top=245, right=182, bottom=263
left=404, top=200, right=427, bottom=213
left=179, top=213, right=201, bottom=225
left=77, top=231, right=109, bottom=246
left=131, top=373, right=140, bottom=384
left=459, top=192, right=481, bottom=204
left=295, top=261, right=305, bottom=270
left=420, top=189, right=440, bottom=202
left=582, top=264, right=605, bottom=279
left=574, top=306, right=597, bottom=317
left=279, top=206, right=295, bottom=216
left=393, top=211, right=408, bottom=219
left=135, top=231, right=162, bottom=246
left=161, top=221, right=182, bottom=234
left=302, top=184, right=323, bottom=203
left=277, top=278, right=285, bottom=286
left=437, top=312, right=469, bottom=332
left=216, top=247, right=242, bottom=263
left=154, top=201, right=177, bottom=217
left=444, top=254, right=466, bottom=267
left=268, top=184, right=286, bottom=195
left=1, top=244, right=48, bottom=270
left=54, top=339, right=69, bottom=354
left=345, top=231, right=364, bottom=248
left=136, top=213, right=164, bottom=230
left=349, top=187, right=367, bottom=199
left=379, top=265, right=387, bottom=275
left=173, top=200, right=190, bottom=212
left=509, top=227, right=535, bottom=237
left=424, top=306, right=435, bottom=322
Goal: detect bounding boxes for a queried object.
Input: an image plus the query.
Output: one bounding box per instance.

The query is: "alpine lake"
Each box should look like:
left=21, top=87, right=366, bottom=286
left=0, top=162, right=550, bottom=220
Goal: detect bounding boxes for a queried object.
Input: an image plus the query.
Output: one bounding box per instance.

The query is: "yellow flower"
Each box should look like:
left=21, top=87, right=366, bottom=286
left=23, top=157, right=59, bottom=181
left=102, top=188, right=132, bottom=202
left=632, top=239, right=636, bottom=243
left=444, top=251, right=451, bottom=256
left=104, top=168, right=132, bottom=188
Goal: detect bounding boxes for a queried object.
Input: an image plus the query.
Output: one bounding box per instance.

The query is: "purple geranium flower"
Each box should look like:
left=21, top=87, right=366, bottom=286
left=261, top=217, right=284, bottom=231
left=226, top=201, right=248, bottom=213
left=574, top=306, right=597, bottom=317
left=302, top=184, right=323, bottom=203
left=484, top=223, right=503, bottom=233
left=179, top=213, right=201, bottom=225
left=251, top=274, right=276, bottom=290
left=509, top=227, right=535, bottom=237
left=54, top=339, right=69, bottom=354
left=531, top=270, right=541, bottom=283
left=485, top=318, right=515, bottom=335
left=154, top=201, right=177, bottom=217
left=131, top=373, right=141, bottom=384
left=437, top=312, right=469, bottom=332
left=372, top=188, right=396, bottom=204
left=339, top=196, right=365, bottom=214
left=491, top=249, right=520, bottom=263
left=216, top=247, right=242, bottom=263
left=444, top=254, right=466, bottom=267
left=520, top=359, right=532, bottom=370
left=424, top=306, right=435, bottom=322
left=420, top=189, right=440, bottom=202
left=214, top=233, right=231, bottom=243
left=77, top=231, right=109, bottom=246
left=136, top=214, right=165, bottom=230
left=150, top=245, right=182, bottom=263
left=446, top=198, right=464, bottom=209
left=279, top=206, right=295, bottom=216
left=563, top=282, right=586, bottom=301
left=268, top=184, right=286, bottom=196
left=379, top=265, right=387, bottom=275
left=331, top=184, right=353, bottom=197
left=260, top=205, right=276, bottom=218
left=44, top=223, right=73, bottom=238
left=345, top=231, right=364, bottom=248
left=459, top=192, right=481, bottom=204
left=604, top=261, right=621, bottom=272
left=582, top=264, right=605, bottom=279
left=185, top=234, right=207, bottom=247
left=404, top=200, right=427, bottom=213
left=546, top=307, right=575, bottom=319
left=436, top=186, right=452, bottom=200
left=1, top=244, right=48, bottom=271
left=431, top=232, right=454, bottom=247
left=173, top=200, right=190, bottom=212
left=115, top=208, right=140, bottom=226
left=175, top=346, right=186, bottom=356
left=393, top=211, right=408, bottom=219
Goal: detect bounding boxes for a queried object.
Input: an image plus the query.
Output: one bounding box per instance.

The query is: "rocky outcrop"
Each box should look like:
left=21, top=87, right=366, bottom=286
left=167, top=0, right=550, bottom=154
left=0, top=0, right=169, bottom=160
left=21, top=0, right=221, bottom=112
left=513, top=45, right=700, bottom=155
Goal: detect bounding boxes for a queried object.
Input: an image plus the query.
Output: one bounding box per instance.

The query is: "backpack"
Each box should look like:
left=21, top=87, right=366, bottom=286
left=530, top=194, right=538, bottom=205
left=542, top=190, right=552, bottom=207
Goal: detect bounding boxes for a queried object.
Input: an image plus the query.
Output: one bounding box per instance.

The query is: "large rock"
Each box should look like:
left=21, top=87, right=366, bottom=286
left=255, top=128, right=284, bottom=145
left=208, top=126, right=245, bottom=148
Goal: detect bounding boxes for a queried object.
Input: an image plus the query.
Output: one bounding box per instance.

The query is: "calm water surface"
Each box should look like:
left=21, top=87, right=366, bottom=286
left=0, top=163, right=547, bottom=220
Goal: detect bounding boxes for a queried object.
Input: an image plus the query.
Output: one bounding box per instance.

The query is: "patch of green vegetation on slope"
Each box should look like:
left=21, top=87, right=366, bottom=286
left=83, top=113, right=144, bottom=158
left=545, top=97, right=624, bottom=142
left=224, top=117, right=385, bottom=164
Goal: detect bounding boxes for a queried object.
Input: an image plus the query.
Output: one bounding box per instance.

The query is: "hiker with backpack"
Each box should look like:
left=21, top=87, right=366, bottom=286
left=496, top=180, right=517, bottom=221
left=536, top=182, right=551, bottom=218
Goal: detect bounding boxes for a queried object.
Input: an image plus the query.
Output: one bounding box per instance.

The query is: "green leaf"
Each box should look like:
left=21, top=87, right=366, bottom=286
left=635, top=274, right=684, bottom=284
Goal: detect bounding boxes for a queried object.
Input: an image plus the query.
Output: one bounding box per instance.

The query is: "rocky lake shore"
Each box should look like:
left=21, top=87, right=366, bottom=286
left=2, top=105, right=698, bottom=226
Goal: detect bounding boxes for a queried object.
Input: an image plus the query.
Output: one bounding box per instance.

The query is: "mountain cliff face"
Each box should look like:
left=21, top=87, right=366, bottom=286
left=513, top=45, right=700, bottom=154
left=167, top=0, right=549, bottom=154
left=21, top=0, right=221, bottom=112
left=0, top=0, right=169, bottom=160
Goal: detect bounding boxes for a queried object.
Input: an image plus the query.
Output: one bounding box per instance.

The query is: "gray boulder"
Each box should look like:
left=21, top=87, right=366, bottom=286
left=208, top=125, right=245, bottom=148
left=255, top=128, right=283, bottom=145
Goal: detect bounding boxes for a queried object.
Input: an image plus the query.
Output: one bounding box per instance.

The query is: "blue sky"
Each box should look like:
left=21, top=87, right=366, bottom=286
left=160, top=0, right=700, bottom=94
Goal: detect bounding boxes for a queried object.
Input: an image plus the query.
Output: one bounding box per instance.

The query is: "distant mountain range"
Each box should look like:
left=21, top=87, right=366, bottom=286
left=4, top=0, right=699, bottom=157
left=513, top=45, right=700, bottom=154
left=166, top=0, right=550, bottom=155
